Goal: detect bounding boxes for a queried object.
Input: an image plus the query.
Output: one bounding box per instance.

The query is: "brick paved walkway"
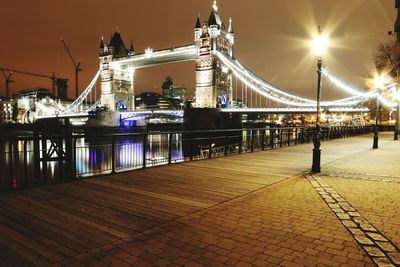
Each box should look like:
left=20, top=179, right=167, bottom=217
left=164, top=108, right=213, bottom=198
left=1, top=132, right=400, bottom=266
left=64, top=177, right=374, bottom=267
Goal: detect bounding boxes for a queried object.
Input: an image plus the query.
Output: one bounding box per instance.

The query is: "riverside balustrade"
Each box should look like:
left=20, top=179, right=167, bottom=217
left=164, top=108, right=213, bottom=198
left=0, top=125, right=375, bottom=191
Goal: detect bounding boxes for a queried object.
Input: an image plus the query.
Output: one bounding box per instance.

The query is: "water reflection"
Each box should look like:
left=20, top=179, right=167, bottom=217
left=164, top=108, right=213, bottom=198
left=1, top=133, right=185, bottom=188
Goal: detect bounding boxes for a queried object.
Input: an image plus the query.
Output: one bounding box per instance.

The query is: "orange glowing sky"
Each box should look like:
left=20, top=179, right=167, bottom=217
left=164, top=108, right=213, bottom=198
left=0, top=0, right=396, bottom=101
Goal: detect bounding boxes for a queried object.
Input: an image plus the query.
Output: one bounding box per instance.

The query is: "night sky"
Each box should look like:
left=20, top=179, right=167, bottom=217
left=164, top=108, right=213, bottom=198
left=0, top=0, right=396, bottom=101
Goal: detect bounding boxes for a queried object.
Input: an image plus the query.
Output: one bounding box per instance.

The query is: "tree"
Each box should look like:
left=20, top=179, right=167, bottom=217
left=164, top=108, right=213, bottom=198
left=373, top=38, right=398, bottom=78
left=371, top=38, right=398, bottom=123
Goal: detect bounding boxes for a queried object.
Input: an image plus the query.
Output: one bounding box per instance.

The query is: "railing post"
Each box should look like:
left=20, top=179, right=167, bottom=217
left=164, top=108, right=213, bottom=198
left=299, top=128, right=304, bottom=144
left=208, top=136, right=213, bottom=159
left=64, top=119, right=73, bottom=180
left=142, top=134, right=147, bottom=168
left=23, top=140, right=28, bottom=187
left=111, top=136, right=116, bottom=173
left=224, top=134, right=228, bottom=156
left=33, top=128, right=41, bottom=185
left=41, top=137, right=47, bottom=184
left=239, top=130, right=243, bottom=154
left=294, top=128, right=298, bottom=145
left=288, top=128, right=291, bottom=146
left=189, top=137, right=194, bottom=161
left=261, top=129, right=265, bottom=150
left=270, top=129, right=275, bottom=149
left=73, top=138, right=77, bottom=179
left=8, top=141, right=14, bottom=189
left=251, top=130, right=254, bottom=152
left=168, top=133, right=173, bottom=164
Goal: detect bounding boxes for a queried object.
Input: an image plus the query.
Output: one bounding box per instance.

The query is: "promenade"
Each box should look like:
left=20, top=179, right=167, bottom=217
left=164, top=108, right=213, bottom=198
left=0, top=132, right=399, bottom=266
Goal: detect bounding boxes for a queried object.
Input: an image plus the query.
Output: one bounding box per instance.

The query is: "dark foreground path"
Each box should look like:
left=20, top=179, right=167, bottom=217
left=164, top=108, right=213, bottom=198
left=0, top=132, right=399, bottom=266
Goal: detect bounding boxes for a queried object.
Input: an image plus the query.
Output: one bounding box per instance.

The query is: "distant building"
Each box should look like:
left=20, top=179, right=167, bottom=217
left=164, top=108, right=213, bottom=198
left=161, top=76, right=186, bottom=108
left=169, top=85, right=186, bottom=101
left=56, top=79, right=69, bottom=100
left=161, top=79, right=187, bottom=109
left=14, top=88, right=54, bottom=111
left=0, top=96, right=11, bottom=123
left=135, top=92, right=174, bottom=110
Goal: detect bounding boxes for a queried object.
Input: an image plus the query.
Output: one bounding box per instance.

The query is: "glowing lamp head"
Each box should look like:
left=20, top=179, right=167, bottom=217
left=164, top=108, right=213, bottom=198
left=373, top=75, right=386, bottom=89
left=312, top=26, right=329, bottom=57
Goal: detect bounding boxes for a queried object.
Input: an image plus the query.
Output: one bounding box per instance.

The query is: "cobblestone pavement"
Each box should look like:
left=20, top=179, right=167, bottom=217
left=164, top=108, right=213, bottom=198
left=313, top=132, right=400, bottom=266
left=49, top=132, right=400, bottom=266
left=61, top=177, right=374, bottom=266
left=307, top=174, right=400, bottom=266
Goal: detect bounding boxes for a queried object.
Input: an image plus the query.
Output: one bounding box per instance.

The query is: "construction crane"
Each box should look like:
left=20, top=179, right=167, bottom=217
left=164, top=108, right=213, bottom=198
left=60, top=38, right=82, bottom=100
left=0, top=67, right=66, bottom=97
left=1, top=69, right=14, bottom=98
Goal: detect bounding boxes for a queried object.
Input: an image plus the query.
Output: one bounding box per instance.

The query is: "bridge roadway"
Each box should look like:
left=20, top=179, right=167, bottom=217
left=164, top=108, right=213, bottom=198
left=0, top=132, right=399, bottom=266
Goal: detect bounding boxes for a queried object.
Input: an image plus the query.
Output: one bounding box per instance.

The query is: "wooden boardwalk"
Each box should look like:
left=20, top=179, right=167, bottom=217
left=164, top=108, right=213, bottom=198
left=0, top=133, right=380, bottom=266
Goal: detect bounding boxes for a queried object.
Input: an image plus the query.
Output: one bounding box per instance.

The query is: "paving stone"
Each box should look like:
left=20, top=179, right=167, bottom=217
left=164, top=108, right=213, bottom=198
left=348, top=228, right=364, bottom=236
left=342, top=220, right=357, bottom=228
left=348, top=211, right=361, bottom=217
left=353, top=217, right=368, bottom=224
left=332, top=208, right=344, bottom=213
left=376, top=242, right=397, bottom=253
left=363, top=246, right=385, bottom=257
left=354, top=235, right=374, bottom=245
left=336, top=212, right=350, bottom=220
left=339, top=203, right=355, bottom=212
left=387, top=252, right=400, bottom=265
left=328, top=204, right=340, bottom=209
left=372, top=257, right=395, bottom=267
left=366, top=232, right=388, bottom=242
left=359, top=223, right=377, bottom=232
left=325, top=198, right=336, bottom=204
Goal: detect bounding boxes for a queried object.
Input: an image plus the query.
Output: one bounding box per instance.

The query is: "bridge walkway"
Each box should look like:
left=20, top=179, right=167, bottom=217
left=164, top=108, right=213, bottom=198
left=0, top=133, right=399, bottom=266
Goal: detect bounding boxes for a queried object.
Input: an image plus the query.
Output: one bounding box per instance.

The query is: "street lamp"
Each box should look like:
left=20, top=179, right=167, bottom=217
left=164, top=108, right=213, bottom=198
left=387, top=31, right=399, bottom=140
left=372, top=75, right=385, bottom=149
left=311, top=26, right=329, bottom=173
left=394, top=79, right=400, bottom=140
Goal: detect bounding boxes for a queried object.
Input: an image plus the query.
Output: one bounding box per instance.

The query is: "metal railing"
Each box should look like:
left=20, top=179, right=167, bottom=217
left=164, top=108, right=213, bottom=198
left=0, top=125, right=374, bottom=191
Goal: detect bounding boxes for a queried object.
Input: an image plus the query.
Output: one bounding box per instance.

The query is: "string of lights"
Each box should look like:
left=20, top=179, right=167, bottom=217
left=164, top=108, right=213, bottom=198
left=216, top=51, right=369, bottom=107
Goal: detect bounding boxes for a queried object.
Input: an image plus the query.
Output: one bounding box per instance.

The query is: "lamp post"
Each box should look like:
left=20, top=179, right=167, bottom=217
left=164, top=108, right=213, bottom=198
left=395, top=68, right=399, bottom=140
left=388, top=30, right=400, bottom=140
left=373, top=94, right=380, bottom=149
left=372, top=76, right=385, bottom=149
left=311, top=26, right=328, bottom=173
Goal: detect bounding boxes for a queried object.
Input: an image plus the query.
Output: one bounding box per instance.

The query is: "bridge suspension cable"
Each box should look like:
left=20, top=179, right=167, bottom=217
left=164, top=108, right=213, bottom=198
left=216, top=51, right=369, bottom=107
left=62, top=70, right=100, bottom=114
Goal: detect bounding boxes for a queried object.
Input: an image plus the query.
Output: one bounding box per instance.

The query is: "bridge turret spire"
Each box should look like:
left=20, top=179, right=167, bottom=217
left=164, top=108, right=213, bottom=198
left=208, top=0, right=222, bottom=31
left=100, top=35, right=105, bottom=48
left=195, top=13, right=201, bottom=29
left=194, top=14, right=202, bottom=41
left=213, top=0, right=218, bottom=11
left=228, top=18, right=234, bottom=34
left=129, top=40, right=135, bottom=56
left=99, top=35, right=108, bottom=56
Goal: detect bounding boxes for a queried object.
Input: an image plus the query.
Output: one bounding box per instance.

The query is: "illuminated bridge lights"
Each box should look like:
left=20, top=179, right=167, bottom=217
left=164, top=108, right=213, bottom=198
left=110, top=45, right=196, bottom=69
left=51, top=44, right=397, bottom=119
left=119, top=110, right=184, bottom=121
left=221, top=107, right=369, bottom=114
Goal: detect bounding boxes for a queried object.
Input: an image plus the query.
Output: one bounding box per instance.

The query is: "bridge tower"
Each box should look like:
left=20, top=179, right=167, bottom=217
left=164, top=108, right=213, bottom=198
left=99, top=31, right=135, bottom=111
left=194, top=1, right=234, bottom=108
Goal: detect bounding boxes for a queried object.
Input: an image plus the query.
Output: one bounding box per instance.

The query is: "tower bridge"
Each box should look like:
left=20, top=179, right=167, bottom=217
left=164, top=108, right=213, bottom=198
left=31, top=1, right=394, bottom=122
